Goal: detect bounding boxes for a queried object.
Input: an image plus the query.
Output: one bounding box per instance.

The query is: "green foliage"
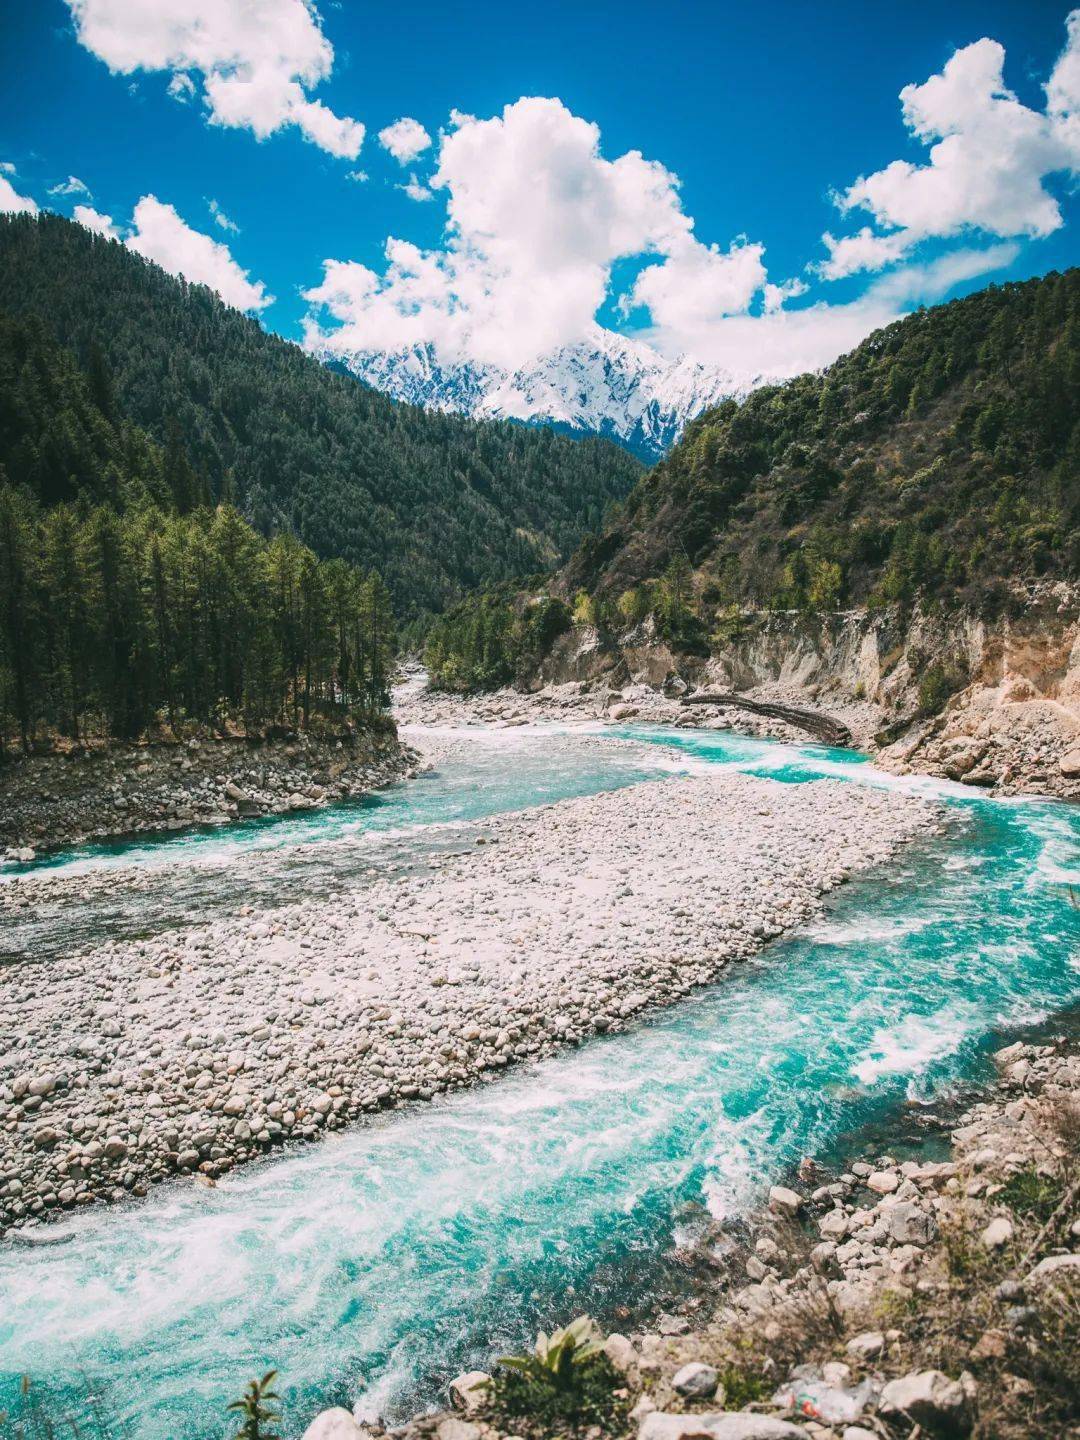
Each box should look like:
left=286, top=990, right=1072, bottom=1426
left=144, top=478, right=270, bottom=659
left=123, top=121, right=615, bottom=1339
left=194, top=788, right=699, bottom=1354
left=917, top=663, right=963, bottom=717
left=228, top=1371, right=281, bottom=1440
left=424, top=591, right=570, bottom=692
left=0, top=215, right=641, bottom=620
left=717, top=1363, right=770, bottom=1410
left=0, top=488, right=396, bottom=749
left=489, top=1318, right=626, bottom=1434
left=564, top=270, right=1080, bottom=622
left=998, top=1165, right=1065, bottom=1223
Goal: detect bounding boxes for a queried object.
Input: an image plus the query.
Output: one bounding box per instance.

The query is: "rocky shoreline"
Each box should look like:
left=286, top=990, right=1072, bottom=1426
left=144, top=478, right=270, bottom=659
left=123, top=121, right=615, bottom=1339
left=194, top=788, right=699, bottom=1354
left=0, top=726, right=418, bottom=860
left=396, top=669, right=1080, bottom=802
left=0, top=770, right=940, bottom=1232
left=301, top=1030, right=1080, bottom=1440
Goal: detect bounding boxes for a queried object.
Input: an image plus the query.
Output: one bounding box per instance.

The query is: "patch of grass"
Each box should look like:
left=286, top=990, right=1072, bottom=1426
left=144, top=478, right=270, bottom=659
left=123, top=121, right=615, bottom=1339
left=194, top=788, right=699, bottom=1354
left=997, top=1166, right=1064, bottom=1223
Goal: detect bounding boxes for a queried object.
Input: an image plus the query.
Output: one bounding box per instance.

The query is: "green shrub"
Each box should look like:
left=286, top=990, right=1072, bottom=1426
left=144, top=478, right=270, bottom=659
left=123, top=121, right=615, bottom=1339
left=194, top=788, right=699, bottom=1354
left=917, top=663, right=963, bottom=716
left=488, top=1318, right=627, bottom=1434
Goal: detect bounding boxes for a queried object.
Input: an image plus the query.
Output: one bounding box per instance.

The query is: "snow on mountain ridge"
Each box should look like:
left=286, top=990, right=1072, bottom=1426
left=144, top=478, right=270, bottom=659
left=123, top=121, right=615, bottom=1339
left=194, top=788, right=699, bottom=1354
left=319, top=325, right=752, bottom=461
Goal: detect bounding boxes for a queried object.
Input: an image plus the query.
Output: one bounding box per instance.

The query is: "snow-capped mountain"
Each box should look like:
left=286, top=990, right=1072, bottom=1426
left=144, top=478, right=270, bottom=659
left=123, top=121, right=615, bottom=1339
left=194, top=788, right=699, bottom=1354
left=319, top=325, right=752, bottom=462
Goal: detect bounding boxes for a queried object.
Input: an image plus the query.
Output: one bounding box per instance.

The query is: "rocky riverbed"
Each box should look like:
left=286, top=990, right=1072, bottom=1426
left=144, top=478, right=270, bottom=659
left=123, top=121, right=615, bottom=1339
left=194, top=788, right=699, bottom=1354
left=0, top=726, right=417, bottom=859
left=0, top=770, right=940, bottom=1232
left=302, top=1031, right=1080, bottom=1440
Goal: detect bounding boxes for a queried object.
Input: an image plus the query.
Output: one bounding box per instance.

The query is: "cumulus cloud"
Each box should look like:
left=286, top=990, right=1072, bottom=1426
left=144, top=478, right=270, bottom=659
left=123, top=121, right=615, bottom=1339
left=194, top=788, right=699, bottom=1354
left=127, top=195, right=272, bottom=311
left=74, top=204, right=120, bottom=238
left=378, top=117, right=432, bottom=165
left=65, top=0, right=364, bottom=158
left=647, top=244, right=1018, bottom=380
left=305, top=96, right=770, bottom=370
left=399, top=175, right=434, bottom=202
left=821, top=15, right=1080, bottom=279
left=48, top=175, right=91, bottom=197
left=817, top=227, right=910, bottom=280
left=0, top=173, right=38, bottom=215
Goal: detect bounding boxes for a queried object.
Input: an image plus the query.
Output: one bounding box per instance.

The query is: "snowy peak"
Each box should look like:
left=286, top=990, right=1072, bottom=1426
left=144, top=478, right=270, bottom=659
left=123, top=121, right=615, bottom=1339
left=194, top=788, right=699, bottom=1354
left=319, top=327, right=750, bottom=461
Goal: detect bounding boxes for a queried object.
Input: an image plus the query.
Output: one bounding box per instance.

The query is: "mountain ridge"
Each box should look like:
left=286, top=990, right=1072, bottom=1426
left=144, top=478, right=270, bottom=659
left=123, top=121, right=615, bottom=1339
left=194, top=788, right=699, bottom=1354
left=0, top=214, right=641, bottom=620
left=318, top=325, right=750, bottom=462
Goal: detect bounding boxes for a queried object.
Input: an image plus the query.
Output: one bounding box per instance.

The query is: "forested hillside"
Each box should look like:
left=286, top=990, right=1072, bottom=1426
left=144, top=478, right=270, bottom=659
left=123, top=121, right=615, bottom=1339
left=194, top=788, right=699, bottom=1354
left=0, top=215, right=641, bottom=618
left=564, top=269, right=1079, bottom=617
left=426, top=271, right=1080, bottom=690
left=0, top=313, right=395, bottom=751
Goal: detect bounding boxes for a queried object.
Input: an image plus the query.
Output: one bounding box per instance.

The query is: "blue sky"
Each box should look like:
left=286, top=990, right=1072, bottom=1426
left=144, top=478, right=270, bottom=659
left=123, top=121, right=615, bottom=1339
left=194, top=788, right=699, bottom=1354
left=2, top=0, right=1079, bottom=381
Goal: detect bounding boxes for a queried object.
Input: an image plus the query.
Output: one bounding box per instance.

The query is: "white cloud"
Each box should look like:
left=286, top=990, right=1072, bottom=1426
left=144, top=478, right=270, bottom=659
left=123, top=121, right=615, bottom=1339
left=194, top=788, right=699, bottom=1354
left=306, top=96, right=750, bottom=370
left=817, top=226, right=911, bottom=280
left=0, top=174, right=38, bottom=215
left=762, top=277, right=809, bottom=313
left=399, top=175, right=433, bottom=202
left=167, top=71, right=195, bottom=102
left=643, top=244, right=1018, bottom=381
left=346, top=169, right=368, bottom=183
left=74, top=203, right=120, bottom=238
left=126, top=195, right=272, bottom=311
left=0, top=161, right=15, bottom=175
left=823, top=15, right=1080, bottom=278
left=626, top=238, right=767, bottom=332
left=208, top=197, right=239, bottom=232
left=48, top=175, right=91, bottom=197
left=65, top=0, right=364, bottom=158
left=378, top=117, right=432, bottom=165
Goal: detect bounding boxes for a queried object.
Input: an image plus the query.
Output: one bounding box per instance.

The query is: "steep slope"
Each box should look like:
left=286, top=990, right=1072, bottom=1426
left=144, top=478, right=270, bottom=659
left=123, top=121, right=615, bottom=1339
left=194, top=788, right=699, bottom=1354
left=323, top=325, right=748, bottom=462
left=0, top=215, right=641, bottom=618
left=424, top=273, right=1080, bottom=796
left=563, top=270, right=1079, bottom=612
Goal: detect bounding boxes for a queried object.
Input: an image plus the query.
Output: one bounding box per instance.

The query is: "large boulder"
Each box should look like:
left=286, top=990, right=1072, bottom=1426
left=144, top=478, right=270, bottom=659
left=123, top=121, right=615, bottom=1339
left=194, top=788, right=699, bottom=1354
left=878, top=1370, right=970, bottom=1434
left=672, top=1362, right=719, bottom=1398
left=299, top=1409, right=368, bottom=1440
left=885, top=1200, right=936, bottom=1246
left=447, top=1371, right=490, bottom=1413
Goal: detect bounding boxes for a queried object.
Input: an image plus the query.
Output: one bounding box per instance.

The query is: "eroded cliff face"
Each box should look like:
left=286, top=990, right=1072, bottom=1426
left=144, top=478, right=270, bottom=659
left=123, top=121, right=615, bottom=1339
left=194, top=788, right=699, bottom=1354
left=528, top=583, right=1080, bottom=798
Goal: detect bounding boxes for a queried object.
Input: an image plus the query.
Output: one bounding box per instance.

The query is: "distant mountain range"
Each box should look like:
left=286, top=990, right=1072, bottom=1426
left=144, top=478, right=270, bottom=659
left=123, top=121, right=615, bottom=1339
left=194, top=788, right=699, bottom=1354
left=318, top=325, right=751, bottom=462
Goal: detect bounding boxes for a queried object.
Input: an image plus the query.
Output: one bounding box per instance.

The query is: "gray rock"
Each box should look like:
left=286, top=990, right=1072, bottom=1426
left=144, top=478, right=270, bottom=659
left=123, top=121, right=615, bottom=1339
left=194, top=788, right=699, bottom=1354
left=299, top=1409, right=367, bottom=1440
left=768, top=1184, right=802, bottom=1216
left=878, top=1370, right=969, bottom=1433
left=447, top=1372, right=490, bottom=1413
left=672, top=1362, right=719, bottom=1398
left=885, top=1200, right=936, bottom=1246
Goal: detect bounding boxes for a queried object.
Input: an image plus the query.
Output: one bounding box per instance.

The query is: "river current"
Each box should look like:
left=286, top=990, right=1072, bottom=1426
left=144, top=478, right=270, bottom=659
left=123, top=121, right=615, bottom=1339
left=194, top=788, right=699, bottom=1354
left=1, top=722, right=1078, bottom=1437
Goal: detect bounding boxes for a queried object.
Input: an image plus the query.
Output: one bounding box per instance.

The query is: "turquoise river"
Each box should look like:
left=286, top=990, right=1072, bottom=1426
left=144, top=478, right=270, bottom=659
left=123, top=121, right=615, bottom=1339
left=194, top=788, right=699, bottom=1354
left=0, top=722, right=1078, bottom=1437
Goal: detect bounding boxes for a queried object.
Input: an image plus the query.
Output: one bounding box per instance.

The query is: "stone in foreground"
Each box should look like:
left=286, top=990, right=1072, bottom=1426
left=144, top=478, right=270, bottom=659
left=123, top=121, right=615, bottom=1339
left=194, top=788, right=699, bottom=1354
left=672, top=1361, right=720, bottom=1397
left=447, top=1371, right=490, bottom=1413
left=639, top=1414, right=805, bottom=1440
left=878, top=1370, right=970, bottom=1434
left=300, top=1409, right=368, bottom=1440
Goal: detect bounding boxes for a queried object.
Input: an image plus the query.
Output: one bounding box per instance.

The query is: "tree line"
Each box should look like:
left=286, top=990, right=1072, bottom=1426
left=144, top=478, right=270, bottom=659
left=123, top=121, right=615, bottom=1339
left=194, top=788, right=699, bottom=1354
left=565, top=267, right=1080, bottom=617
left=0, top=492, right=395, bottom=753
left=0, top=214, right=640, bottom=620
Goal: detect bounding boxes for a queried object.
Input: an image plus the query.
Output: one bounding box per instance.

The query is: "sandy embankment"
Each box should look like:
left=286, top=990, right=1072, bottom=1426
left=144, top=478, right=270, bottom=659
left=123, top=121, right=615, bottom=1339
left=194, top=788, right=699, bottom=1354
left=0, top=770, right=941, bottom=1231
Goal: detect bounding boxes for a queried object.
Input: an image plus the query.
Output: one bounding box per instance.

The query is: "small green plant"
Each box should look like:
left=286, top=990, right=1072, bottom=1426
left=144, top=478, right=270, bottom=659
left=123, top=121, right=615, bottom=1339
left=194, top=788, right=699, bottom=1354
left=228, top=1371, right=281, bottom=1440
left=489, top=1317, right=626, bottom=1433
left=718, top=1363, right=770, bottom=1410
left=999, top=1166, right=1065, bottom=1223
left=917, top=663, right=963, bottom=716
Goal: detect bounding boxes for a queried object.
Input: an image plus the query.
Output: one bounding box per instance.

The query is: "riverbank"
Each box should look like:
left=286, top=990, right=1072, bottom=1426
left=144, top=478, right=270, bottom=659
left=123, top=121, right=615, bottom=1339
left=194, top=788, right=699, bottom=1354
left=312, top=1029, right=1080, bottom=1440
left=0, top=768, right=940, bottom=1232
left=0, top=727, right=418, bottom=859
